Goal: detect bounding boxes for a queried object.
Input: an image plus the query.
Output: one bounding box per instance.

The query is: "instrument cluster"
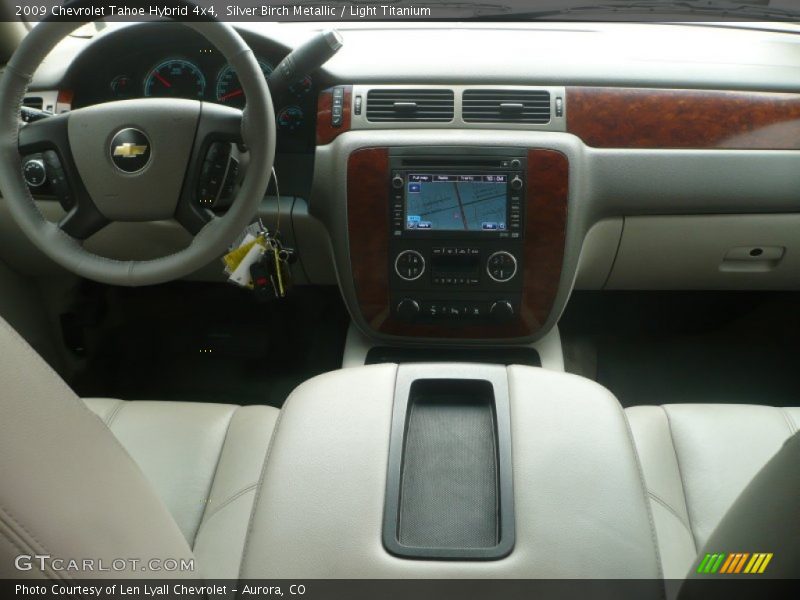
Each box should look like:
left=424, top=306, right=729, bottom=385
left=70, top=36, right=318, bottom=153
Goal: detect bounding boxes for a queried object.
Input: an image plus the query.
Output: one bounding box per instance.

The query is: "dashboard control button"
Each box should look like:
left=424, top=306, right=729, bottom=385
left=510, top=159, right=521, bottom=169
left=394, top=250, right=425, bottom=281
left=23, top=158, right=47, bottom=188
left=392, top=174, right=405, bottom=189
left=487, top=251, right=518, bottom=282
left=490, top=300, right=515, bottom=322
left=397, top=298, right=421, bottom=321
left=423, top=303, right=440, bottom=318
left=510, top=175, right=523, bottom=191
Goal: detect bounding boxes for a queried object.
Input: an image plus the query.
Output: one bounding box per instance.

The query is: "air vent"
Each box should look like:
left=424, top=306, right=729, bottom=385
left=462, top=89, right=551, bottom=124
left=23, top=97, right=44, bottom=110
left=367, top=89, right=454, bottom=122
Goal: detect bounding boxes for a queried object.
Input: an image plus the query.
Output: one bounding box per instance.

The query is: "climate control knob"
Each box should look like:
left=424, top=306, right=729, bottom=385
left=490, top=300, right=515, bottom=322
left=510, top=175, right=523, bottom=191
left=395, top=249, right=425, bottom=281
left=392, top=174, right=405, bottom=189
left=487, top=251, right=518, bottom=282
left=396, top=298, right=421, bottom=321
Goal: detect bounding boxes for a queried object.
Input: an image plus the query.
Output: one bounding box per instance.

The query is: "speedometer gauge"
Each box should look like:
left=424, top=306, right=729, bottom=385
left=144, top=59, right=206, bottom=99
left=215, top=61, right=273, bottom=108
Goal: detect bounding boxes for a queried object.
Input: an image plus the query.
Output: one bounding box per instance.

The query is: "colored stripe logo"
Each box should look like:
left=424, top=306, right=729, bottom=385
left=696, top=552, right=773, bottom=574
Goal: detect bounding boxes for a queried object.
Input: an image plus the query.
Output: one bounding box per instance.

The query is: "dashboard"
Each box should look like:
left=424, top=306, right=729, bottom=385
left=68, top=24, right=320, bottom=155
left=6, top=21, right=800, bottom=345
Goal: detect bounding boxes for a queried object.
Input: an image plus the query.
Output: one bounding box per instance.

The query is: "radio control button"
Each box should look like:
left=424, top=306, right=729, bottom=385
left=510, top=159, right=521, bottom=169
left=395, top=250, right=425, bottom=281
left=487, top=251, right=518, bottom=282
left=445, top=305, right=462, bottom=317
left=397, top=298, right=421, bottom=320
left=490, top=300, right=515, bottom=322
left=392, top=174, right=404, bottom=189
left=510, top=175, right=523, bottom=191
left=467, top=304, right=484, bottom=318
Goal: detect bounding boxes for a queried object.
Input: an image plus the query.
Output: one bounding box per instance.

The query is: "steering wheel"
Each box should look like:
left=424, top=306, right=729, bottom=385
left=0, top=15, right=275, bottom=286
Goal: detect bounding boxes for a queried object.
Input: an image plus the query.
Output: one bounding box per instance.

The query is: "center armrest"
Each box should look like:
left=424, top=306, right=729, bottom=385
left=240, top=363, right=662, bottom=580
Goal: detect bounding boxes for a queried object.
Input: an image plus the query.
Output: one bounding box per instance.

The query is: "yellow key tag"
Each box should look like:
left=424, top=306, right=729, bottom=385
left=223, top=235, right=266, bottom=273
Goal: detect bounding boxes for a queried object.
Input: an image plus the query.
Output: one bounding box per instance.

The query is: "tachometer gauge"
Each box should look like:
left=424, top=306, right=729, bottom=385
left=277, top=105, right=304, bottom=131
left=144, top=59, right=206, bottom=99
left=289, top=75, right=312, bottom=97
left=215, top=60, right=273, bottom=108
left=110, top=75, right=134, bottom=99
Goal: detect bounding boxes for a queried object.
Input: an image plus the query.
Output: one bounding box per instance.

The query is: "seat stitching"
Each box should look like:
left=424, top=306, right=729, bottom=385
left=0, top=525, right=67, bottom=582
left=648, top=490, right=694, bottom=533
left=196, top=483, right=258, bottom=524
left=191, top=406, right=238, bottom=549
left=779, top=408, right=797, bottom=436
left=618, top=403, right=666, bottom=588
left=660, top=406, right=699, bottom=554
left=0, top=505, right=72, bottom=582
left=238, top=405, right=286, bottom=580
left=105, top=400, right=126, bottom=428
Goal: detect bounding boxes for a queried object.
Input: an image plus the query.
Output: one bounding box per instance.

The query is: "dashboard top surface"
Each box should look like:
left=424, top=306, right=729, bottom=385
left=26, top=21, right=800, bottom=94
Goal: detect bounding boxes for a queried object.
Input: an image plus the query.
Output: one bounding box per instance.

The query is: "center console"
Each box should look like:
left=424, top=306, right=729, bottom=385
left=388, top=149, right=526, bottom=325
left=240, top=363, right=663, bottom=582
left=345, top=145, right=569, bottom=341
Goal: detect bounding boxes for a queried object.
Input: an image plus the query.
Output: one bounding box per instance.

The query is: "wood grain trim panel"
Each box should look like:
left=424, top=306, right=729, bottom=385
left=347, top=148, right=569, bottom=340
left=316, top=85, right=352, bottom=145
left=567, top=87, right=800, bottom=150
left=347, top=147, right=391, bottom=329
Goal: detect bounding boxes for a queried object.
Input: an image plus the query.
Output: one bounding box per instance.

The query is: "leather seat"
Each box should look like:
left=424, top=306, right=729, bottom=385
left=0, top=314, right=278, bottom=579
left=83, top=398, right=279, bottom=579
left=2, top=306, right=796, bottom=582
left=626, top=404, right=800, bottom=579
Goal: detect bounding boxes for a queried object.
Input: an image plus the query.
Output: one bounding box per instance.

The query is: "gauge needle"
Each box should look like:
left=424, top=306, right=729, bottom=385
left=220, top=88, right=244, bottom=101
left=153, top=72, right=171, bottom=88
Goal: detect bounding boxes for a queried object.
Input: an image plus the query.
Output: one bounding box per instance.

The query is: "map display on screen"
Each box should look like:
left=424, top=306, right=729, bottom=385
left=404, top=174, right=508, bottom=232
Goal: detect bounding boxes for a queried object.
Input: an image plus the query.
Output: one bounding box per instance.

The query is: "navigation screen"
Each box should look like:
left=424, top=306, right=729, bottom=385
left=404, top=174, right=508, bottom=232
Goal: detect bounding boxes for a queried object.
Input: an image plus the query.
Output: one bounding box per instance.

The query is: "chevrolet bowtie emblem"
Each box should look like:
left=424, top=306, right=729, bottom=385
left=113, top=143, right=148, bottom=158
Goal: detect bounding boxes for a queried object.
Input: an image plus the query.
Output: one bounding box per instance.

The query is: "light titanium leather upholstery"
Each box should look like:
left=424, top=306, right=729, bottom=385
left=0, top=311, right=279, bottom=579
left=625, top=404, right=800, bottom=579
left=0, top=315, right=194, bottom=579
left=241, top=364, right=664, bottom=580
left=83, top=398, right=279, bottom=580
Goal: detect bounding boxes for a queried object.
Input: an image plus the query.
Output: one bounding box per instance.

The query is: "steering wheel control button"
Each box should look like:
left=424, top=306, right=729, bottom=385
left=487, top=251, right=518, bottom=282
left=198, top=142, right=237, bottom=208
left=110, top=128, right=151, bottom=174
left=22, top=158, right=47, bottom=188
left=395, top=250, right=425, bottom=281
